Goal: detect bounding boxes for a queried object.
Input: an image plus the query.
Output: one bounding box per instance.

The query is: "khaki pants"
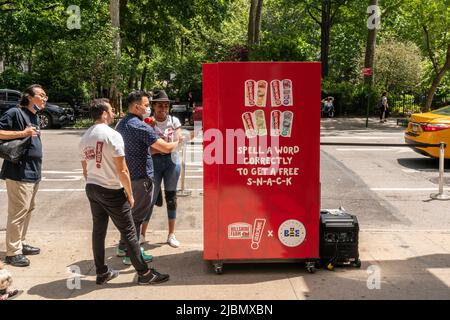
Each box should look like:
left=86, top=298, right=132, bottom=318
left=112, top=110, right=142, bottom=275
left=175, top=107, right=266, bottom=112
left=5, top=179, right=39, bottom=256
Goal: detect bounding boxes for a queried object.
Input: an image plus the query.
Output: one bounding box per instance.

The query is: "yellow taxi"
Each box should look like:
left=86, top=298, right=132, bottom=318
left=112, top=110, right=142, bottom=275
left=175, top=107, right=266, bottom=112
left=405, top=105, right=450, bottom=159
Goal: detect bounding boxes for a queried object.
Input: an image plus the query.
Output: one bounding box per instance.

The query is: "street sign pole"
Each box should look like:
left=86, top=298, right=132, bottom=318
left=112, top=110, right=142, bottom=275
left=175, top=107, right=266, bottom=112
left=362, top=68, right=373, bottom=128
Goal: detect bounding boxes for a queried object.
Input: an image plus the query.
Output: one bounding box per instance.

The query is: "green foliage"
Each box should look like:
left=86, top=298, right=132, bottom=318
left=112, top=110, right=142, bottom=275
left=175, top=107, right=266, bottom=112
left=0, top=0, right=449, bottom=111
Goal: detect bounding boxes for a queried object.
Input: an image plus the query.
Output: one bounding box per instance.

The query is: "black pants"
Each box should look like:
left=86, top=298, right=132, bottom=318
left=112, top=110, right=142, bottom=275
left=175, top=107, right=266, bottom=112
left=85, top=184, right=149, bottom=275
left=118, top=178, right=154, bottom=252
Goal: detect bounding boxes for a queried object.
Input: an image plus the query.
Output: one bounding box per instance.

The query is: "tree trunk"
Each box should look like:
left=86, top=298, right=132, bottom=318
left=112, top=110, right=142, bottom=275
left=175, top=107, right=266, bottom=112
left=247, top=0, right=263, bottom=55
left=364, top=0, right=378, bottom=86
left=321, top=0, right=331, bottom=78
left=109, top=0, right=121, bottom=113
left=424, top=43, right=450, bottom=112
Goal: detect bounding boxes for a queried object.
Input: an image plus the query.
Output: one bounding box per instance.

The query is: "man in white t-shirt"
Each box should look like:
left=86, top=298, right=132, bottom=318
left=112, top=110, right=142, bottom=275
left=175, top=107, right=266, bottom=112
left=79, top=98, right=169, bottom=285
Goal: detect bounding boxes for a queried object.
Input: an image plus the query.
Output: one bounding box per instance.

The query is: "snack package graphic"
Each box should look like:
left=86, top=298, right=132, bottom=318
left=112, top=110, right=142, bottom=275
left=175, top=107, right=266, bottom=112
left=282, top=79, right=293, bottom=106
left=245, top=80, right=256, bottom=106
left=254, top=109, right=267, bottom=136
left=270, top=110, right=282, bottom=136
left=270, top=80, right=282, bottom=107
left=281, top=111, right=293, bottom=137
left=255, top=80, right=268, bottom=107
left=242, top=112, right=257, bottom=138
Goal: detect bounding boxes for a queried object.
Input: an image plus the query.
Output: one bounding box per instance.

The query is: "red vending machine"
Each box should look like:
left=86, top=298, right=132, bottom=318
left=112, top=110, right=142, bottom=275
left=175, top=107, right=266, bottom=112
left=203, top=62, right=321, bottom=273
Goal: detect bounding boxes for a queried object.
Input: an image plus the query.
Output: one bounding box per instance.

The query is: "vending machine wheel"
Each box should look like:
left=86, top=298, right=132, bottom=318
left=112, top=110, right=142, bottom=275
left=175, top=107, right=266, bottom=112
left=353, top=259, right=362, bottom=268
left=213, top=261, right=224, bottom=275
left=306, top=262, right=316, bottom=274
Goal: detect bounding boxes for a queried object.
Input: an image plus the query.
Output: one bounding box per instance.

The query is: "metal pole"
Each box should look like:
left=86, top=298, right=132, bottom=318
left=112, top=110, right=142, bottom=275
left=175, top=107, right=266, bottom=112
left=365, top=87, right=370, bottom=128
left=430, top=142, right=450, bottom=200
left=177, top=139, right=192, bottom=197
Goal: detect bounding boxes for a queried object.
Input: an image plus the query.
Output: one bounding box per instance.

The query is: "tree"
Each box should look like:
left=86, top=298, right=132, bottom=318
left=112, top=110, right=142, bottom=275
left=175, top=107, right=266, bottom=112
left=401, top=0, right=450, bottom=111
left=370, top=40, right=423, bottom=93
left=109, top=0, right=121, bottom=113
left=248, top=0, right=263, bottom=52
left=306, top=0, right=350, bottom=78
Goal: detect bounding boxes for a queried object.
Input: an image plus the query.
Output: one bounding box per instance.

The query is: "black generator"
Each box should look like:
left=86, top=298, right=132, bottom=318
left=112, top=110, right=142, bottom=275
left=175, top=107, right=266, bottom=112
left=319, top=208, right=361, bottom=270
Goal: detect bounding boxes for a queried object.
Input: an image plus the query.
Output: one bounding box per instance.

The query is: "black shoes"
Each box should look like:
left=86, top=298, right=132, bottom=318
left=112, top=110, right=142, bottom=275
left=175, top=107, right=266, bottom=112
left=5, top=254, right=30, bottom=267
left=138, top=268, right=170, bottom=285
left=96, top=268, right=119, bottom=285
left=22, top=244, right=40, bottom=255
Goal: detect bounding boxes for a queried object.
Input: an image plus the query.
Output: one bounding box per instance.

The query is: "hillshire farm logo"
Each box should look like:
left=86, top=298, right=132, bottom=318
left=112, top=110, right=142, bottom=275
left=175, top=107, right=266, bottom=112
left=228, top=223, right=252, bottom=239
left=278, top=219, right=306, bottom=247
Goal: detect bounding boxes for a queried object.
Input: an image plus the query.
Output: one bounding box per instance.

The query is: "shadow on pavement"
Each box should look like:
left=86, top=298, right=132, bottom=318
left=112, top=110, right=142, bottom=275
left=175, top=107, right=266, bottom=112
left=26, top=249, right=450, bottom=300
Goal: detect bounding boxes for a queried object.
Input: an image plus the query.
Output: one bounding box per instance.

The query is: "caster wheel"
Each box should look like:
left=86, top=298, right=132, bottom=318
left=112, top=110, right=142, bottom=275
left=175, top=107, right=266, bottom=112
left=353, top=259, right=361, bottom=268
left=326, top=263, right=334, bottom=271
left=213, top=263, right=223, bottom=275
left=306, top=266, right=316, bottom=274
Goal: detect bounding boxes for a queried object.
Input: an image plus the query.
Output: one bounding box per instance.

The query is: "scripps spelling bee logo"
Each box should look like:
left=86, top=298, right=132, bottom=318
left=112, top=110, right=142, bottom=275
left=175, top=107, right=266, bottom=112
left=278, top=219, right=306, bottom=247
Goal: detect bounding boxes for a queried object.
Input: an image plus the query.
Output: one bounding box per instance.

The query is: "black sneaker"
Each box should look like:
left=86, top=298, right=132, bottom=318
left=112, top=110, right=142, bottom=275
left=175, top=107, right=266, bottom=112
left=138, top=268, right=170, bottom=285
left=22, top=244, right=40, bottom=255
left=5, top=254, right=30, bottom=267
left=96, top=268, right=119, bottom=285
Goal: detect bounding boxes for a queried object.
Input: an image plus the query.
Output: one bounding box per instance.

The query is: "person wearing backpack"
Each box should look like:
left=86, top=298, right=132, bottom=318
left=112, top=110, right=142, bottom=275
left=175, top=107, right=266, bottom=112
left=0, top=84, right=45, bottom=267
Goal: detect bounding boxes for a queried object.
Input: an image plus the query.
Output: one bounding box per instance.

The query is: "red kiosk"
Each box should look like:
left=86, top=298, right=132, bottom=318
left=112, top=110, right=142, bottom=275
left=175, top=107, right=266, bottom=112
left=203, top=62, right=321, bottom=273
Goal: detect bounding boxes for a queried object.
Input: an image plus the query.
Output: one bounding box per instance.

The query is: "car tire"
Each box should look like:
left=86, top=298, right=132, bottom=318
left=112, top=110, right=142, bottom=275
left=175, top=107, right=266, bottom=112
left=39, top=112, right=52, bottom=129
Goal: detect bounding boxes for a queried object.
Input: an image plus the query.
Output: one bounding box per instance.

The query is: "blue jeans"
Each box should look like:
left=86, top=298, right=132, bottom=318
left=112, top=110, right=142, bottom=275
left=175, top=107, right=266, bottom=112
left=144, top=154, right=181, bottom=222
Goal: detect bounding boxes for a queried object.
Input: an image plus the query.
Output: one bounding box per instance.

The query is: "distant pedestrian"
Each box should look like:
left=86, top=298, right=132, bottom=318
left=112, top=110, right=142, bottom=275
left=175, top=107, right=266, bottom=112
left=80, top=98, right=169, bottom=285
left=379, top=92, right=389, bottom=123
left=115, top=91, right=180, bottom=265
left=0, top=84, right=46, bottom=267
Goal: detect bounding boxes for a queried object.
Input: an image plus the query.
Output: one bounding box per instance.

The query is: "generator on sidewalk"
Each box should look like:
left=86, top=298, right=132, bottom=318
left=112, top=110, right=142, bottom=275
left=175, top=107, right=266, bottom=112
left=319, top=208, right=361, bottom=270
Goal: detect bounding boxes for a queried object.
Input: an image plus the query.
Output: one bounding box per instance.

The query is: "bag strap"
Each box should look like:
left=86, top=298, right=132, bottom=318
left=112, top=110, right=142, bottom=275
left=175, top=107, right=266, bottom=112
left=17, top=107, right=32, bottom=129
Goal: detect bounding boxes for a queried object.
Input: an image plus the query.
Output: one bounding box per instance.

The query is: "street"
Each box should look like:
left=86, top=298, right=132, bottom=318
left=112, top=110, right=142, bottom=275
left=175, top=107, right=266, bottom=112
left=1, top=117, right=450, bottom=299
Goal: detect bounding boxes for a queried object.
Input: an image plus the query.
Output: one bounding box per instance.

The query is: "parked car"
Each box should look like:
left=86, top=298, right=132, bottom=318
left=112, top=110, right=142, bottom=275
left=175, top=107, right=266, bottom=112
left=405, top=105, right=450, bottom=159
left=0, top=88, right=74, bottom=129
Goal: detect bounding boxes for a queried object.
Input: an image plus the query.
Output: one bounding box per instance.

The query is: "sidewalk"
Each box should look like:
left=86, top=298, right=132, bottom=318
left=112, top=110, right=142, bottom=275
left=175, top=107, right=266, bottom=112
left=2, top=228, right=450, bottom=300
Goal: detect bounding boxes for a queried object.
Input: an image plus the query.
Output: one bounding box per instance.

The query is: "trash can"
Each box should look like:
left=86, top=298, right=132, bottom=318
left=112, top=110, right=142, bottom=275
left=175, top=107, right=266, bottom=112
left=203, top=62, right=321, bottom=274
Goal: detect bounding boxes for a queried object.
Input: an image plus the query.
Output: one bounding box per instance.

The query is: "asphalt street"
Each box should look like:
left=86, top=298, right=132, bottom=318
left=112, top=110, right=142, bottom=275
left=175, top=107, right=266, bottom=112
left=1, top=117, right=450, bottom=300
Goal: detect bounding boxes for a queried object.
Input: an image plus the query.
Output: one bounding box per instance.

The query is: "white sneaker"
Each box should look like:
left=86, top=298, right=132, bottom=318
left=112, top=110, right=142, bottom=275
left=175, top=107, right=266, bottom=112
left=167, top=234, right=180, bottom=248
left=139, top=234, right=146, bottom=244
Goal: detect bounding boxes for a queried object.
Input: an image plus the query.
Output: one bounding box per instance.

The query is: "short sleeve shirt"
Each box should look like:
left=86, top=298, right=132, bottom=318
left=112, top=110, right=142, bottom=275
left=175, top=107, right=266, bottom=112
left=79, top=123, right=125, bottom=189
left=115, top=113, right=158, bottom=180
left=154, top=115, right=181, bottom=142
left=0, top=107, right=42, bottom=182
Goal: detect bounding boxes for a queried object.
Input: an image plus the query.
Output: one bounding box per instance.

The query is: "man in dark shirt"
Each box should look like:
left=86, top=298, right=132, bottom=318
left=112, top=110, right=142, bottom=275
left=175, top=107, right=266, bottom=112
left=0, top=84, right=46, bottom=267
left=115, top=91, right=179, bottom=264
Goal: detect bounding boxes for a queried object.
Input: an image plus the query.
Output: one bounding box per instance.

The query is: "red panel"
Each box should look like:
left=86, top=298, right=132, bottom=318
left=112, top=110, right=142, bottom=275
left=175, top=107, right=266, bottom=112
left=203, top=62, right=321, bottom=261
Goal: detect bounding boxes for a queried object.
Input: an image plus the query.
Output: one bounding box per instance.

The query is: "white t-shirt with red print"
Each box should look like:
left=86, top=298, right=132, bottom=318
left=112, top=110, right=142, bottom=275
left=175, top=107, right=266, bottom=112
left=153, top=115, right=181, bottom=142
left=79, top=123, right=125, bottom=189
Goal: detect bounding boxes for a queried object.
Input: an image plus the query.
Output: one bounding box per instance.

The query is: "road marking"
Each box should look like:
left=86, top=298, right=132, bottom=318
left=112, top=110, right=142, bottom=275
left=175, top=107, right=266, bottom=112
left=42, top=170, right=82, bottom=174
left=321, top=136, right=403, bottom=139
left=186, top=176, right=203, bottom=179
left=336, top=148, right=402, bottom=151
left=0, top=188, right=204, bottom=192
left=371, top=187, right=447, bottom=191
left=42, top=176, right=83, bottom=181
left=0, top=189, right=85, bottom=192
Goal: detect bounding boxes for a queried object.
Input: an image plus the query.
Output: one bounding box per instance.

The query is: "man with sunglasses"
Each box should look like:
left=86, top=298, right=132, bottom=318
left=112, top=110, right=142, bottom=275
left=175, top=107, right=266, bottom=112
left=0, top=84, right=46, bottom=267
